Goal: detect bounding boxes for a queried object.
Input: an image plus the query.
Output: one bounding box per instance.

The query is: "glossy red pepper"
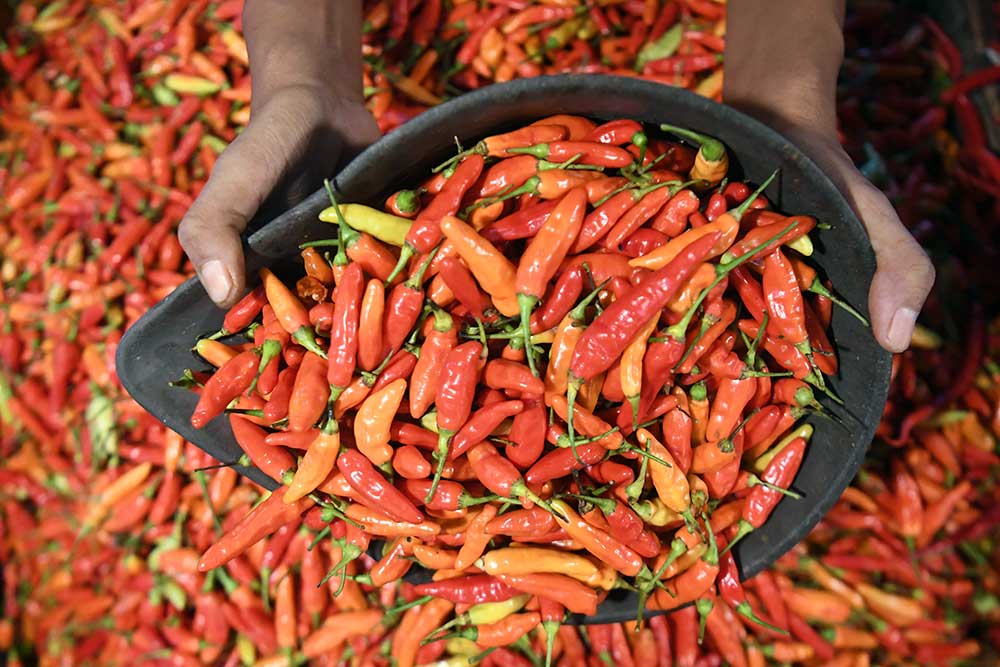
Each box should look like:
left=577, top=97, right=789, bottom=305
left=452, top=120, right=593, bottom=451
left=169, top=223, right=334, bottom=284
left=338, top=448, right=424, bottom=524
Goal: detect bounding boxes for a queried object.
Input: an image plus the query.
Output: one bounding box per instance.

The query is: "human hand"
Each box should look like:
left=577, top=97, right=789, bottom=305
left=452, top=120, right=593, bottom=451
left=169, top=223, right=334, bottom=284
left=767, top=125, right=935, bottom=353
left=178, top=87, right=379, bottom=308
left=724, top=0, right=934, bottom=353
left=179, top=0, right=376, bottom=308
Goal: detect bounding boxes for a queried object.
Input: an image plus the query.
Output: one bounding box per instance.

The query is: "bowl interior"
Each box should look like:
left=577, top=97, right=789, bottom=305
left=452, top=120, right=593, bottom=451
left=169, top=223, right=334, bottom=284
left=117, top=74, right=890, bottom=624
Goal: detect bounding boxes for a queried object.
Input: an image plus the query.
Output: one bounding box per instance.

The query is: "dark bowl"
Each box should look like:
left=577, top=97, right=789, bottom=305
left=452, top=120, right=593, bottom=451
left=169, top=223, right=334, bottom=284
left=117, top=74, right=890, bottom=624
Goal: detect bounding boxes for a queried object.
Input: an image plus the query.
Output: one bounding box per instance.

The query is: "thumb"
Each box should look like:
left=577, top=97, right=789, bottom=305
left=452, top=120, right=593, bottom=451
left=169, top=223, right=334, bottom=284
left=178, top=125, right=283, bottom=308
left=780, top=130, right=934, bottom=353
left=846, top=178, right=935, bottom=353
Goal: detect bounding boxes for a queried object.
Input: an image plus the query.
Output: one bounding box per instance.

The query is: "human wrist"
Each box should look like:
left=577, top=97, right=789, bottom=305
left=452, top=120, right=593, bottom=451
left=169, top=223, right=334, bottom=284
left=723, top=0, right=844, bottom=136
left=243, top=0, right=363, bottom=104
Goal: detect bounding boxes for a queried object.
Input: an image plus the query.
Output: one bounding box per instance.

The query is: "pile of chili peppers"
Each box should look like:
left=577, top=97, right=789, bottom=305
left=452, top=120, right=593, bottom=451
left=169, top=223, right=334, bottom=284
left=1, top=0, right=999, bottom=666
left=359, top=0, right=726, bottom=133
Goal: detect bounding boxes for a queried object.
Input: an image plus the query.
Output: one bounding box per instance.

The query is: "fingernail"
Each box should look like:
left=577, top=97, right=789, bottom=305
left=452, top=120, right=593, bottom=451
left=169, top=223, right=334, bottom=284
left=200, top=260, right=233, bottom=305
left=887, top=307, right=918, bottom=352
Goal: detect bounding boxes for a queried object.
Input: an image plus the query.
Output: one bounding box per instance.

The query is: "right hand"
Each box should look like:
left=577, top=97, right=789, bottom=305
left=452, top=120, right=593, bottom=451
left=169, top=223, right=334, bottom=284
left=179, top=85, right=380, bottom=308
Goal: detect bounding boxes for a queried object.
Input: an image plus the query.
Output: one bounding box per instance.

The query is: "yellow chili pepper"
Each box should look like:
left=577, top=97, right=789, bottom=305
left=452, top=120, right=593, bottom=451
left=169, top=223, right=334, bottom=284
left=467, top=594, right=530, bottom=625
left=163, top=74, right=222, bottom=96
left=786, top=234, right=814, bottom=256
left=445, top=638, right=481, bottom=658
left=319, top=204, right=411, bottom=247
left=631, top=497, right=682, bottom=527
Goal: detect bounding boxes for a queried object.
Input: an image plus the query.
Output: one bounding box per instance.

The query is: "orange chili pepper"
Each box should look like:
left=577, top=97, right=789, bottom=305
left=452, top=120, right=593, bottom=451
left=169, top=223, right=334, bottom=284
left=638, top=429, right=691, bottom=513
left=301, top=246, right=335, bottom=285
left=392, top=598, right=453, bottom=667
left=273, top=570, right=297, bottom=649
left=344, top=504, right=441, bottom=537
left=440, top=215, right=519, bottom=316
left=550, top=500, right=643, bottom=576
left=515, top=187, right=588, bottom=374
left=353, top=378, right=406, bottom=466
left=784, top=587, right=854, bottom=624
left=454, top=504, right=499, bottom=570
left=194, top=338, right=239, bottom=367
left=260, top=268, right=327, bottom=358
left=301, top=609, right=383, bottom=660
left=413, top=544, right=458, bottom=570
left=284, top=418, right=340, bottom=503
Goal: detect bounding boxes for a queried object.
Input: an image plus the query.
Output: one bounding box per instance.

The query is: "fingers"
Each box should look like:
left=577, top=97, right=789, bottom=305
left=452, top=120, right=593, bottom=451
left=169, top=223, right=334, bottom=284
left=179, top=126, right=288, bottom=307
left=178, top=89, right=380, bottom=309
left=849, top=180, right=935, bottom=352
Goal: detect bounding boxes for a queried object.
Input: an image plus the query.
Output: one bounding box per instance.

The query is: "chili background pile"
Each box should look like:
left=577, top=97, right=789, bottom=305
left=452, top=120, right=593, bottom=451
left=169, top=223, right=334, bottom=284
left=1, top=1, right=999, bottom=666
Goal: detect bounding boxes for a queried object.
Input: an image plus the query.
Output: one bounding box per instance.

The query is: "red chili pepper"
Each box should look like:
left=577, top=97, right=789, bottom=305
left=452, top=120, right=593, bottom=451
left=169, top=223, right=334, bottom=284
left=622, top=228, right=670, bottom=257
left=456, top=5, right=509, bottom=65
left=571, top=232, right=718, bottom=382
left=586, top=119, right=644, bottom=146
left=567, top=232, right=718, bottom=443
left=449, top=399, right=524, bottom=460
left=510, top=141, right=633, bottom=168
left=574, top=182, right=664, bottom=253
left=229, top=415, right=295, bottom=482
left=428, top=341, right=484, bottom=498
left=737, top=319, right=813, bottom=379
left=198, top=492, right=309, bottom=571
left=288, top=351, right=330, bottom=432
left=530, top=266, right=583, bottom=333
left=763, top=248, right=808, bottom=346
left=482, top=199, right=559, bottom=243
left=438, top=256, right=492, bottom=322
left=327, top=262, right=364, bottom=396
left=414, top=575, right=517, bottom=604
left=190, top=348, right=260, bottom=429
left=942, top=65, right=1000, bottom=103
left=920, top=16, right=963, bottom=78
left=743, top=437, right=807, bottom=528
left=602, top=182, right=688, bottom=251
left=391, top=154, right=485, bottom=281
left=409, top=312, right=458, bottom=419
left=467, top=442, right=534, bottom=502
left=338, top=448, right=424, bottom=524
left=370, top=346, right=419, bottom=393
left=217, top=285, right=267, bottom=337
left=704, top=377, right=756, bottom=444
left=504, top=400, right=546, bottom=469
left=647, top=53, right=722, bottom=75
left=787, top=612, right=834, bottom=661
left=483, top=359, right=544, bottom=396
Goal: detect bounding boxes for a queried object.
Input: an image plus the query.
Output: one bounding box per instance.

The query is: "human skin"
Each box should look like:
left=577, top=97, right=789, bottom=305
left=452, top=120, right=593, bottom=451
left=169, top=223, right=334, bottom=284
left=179, top=0, right=933, bottom=353
left=724, top=0, right=934, bottom=352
